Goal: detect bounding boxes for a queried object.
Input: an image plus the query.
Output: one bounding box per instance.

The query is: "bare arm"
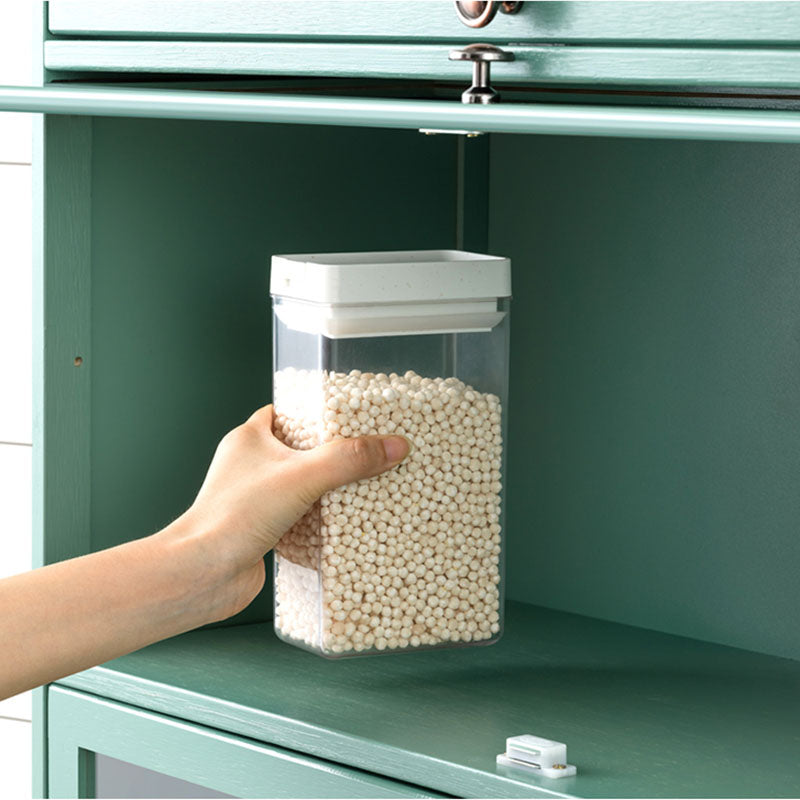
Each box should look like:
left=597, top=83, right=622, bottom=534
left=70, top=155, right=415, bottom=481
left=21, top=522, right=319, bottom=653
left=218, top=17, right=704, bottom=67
left=0, top=406, right=409, bottom=700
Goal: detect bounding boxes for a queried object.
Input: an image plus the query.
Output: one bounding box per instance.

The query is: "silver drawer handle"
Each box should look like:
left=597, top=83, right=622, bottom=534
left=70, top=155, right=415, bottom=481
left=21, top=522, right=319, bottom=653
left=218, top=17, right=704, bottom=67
left=449, top=43, right=515, bottom=104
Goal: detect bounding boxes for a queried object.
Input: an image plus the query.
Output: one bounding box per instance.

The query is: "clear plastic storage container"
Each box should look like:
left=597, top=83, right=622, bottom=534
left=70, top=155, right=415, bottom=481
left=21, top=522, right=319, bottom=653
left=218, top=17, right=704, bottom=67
left=270, top=250, right=510, bottom=657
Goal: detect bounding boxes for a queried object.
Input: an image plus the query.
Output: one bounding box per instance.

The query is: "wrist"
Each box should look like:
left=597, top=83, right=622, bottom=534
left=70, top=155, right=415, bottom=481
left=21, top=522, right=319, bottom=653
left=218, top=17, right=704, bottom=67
left=152, top=510, right=265, bottom=628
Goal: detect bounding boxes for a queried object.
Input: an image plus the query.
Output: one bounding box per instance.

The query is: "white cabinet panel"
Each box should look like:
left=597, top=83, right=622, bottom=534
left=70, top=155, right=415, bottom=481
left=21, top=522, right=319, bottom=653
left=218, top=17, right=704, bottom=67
left=0, top=718, right=32, bottom=798
left=0, top=690, right=32, bottom=723
left=0, top=5, right=34, bottom=85
left=0, top=165, right=33, bottom=444
left=0, top=4, right=34, bottom=742
left=0, top=444, right=32, bottom=580
left=0, top=114, right=32, bottom=165
left=0, top=3, right=34, bottom=164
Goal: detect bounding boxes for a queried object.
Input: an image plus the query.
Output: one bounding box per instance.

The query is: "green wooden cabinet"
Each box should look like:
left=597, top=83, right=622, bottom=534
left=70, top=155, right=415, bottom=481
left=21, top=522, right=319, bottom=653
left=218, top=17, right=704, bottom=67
left=3, top=1, right=800, bottom=797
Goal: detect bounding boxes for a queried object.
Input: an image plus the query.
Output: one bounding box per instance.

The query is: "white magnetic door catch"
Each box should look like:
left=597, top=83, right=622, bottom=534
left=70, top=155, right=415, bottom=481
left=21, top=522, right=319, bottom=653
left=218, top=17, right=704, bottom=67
left=497, top=734, right=577, bottom=779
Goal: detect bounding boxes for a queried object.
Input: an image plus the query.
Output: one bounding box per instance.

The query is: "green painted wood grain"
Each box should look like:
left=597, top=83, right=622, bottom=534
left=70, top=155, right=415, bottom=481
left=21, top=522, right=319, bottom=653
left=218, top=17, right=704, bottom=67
left=49, top=687, right=442, bottom=798
left=32, top=113, right=92, bottom=573
left=87, top=117, right=458, bottom=624
left=57, top=602, right=800, bottom=798
left=492, top=133, right=800, bottom=661
left=42, top=41, right=800, bottom=90
left=32, top=106, right=92, bottom=796
left=45, top=1, right=800, bottom=44
left=456, top=135, right=489, bottom=253
left=6, top=85, right=800, bottom=142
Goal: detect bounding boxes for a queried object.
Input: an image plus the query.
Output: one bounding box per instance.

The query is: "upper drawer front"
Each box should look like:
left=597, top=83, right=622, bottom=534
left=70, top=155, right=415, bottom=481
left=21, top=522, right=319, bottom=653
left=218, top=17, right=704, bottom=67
left=48, top=1, right=800, bottom=44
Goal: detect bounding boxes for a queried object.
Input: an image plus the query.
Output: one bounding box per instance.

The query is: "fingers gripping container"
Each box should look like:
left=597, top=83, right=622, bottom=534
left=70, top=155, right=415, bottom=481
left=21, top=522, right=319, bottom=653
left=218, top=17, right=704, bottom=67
left=270, top=250, right=511, bottom=657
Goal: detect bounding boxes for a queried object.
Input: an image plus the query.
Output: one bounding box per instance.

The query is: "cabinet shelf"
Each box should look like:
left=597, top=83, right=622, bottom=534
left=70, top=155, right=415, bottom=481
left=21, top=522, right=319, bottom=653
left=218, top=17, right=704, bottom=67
left=58, top=601, right=800, bottom=798
left=4, top=84, right=800, bottom=142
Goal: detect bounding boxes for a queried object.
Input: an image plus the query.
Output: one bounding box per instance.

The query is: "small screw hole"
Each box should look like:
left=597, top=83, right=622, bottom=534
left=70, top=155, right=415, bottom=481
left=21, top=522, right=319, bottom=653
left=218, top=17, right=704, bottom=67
left=74, top=356, right=83, bottom=367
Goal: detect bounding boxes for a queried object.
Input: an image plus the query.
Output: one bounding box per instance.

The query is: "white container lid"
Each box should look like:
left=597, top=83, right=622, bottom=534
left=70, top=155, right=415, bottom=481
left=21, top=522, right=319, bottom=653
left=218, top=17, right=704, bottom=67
left=270, top=249, right=511, bottom=338
left=270, top=249, right=511, bottom=304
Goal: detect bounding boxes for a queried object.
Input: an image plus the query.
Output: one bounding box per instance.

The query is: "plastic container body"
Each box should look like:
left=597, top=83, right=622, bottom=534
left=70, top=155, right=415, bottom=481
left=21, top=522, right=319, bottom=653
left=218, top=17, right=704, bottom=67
left=270, top=250, right=510, bottom=657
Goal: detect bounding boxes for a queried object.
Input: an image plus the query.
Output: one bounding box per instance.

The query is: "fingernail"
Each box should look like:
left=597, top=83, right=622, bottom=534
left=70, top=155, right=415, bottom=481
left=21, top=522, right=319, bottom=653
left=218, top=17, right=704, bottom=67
left=382, top=436, right=410, bottom=464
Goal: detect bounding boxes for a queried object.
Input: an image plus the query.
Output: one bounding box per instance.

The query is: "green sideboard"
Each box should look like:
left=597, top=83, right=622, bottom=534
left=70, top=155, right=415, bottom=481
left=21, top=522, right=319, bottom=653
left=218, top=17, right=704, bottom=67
left=3, top=2, right=800, bottom=796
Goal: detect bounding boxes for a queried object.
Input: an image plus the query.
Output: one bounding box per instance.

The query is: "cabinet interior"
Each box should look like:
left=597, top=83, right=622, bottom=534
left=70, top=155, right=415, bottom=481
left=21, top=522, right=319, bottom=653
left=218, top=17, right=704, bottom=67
left=65, top=115, right=800, bottom=656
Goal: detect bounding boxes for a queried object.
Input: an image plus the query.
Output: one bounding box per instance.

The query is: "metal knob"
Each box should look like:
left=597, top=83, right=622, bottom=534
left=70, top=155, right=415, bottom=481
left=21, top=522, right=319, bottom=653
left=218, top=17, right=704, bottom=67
left=449, top=43, right=515, bottom=104
left=454, top=1, right=523, bottom=28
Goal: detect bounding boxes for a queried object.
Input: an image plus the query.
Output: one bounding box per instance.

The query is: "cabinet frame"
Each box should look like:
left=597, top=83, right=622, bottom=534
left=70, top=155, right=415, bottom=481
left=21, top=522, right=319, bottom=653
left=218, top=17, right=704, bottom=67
left=49, top=687, right=442, bottom=799
left=31, top=108, right=92, bottom=798
left=4, top=85, right=800, bottom=142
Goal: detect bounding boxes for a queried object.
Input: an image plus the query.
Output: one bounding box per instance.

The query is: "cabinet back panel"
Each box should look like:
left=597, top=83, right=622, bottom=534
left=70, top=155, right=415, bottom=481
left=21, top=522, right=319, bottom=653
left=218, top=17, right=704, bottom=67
left=89, top=118, right=457, bottom=624
left=492, top=134, right=800, bottom=659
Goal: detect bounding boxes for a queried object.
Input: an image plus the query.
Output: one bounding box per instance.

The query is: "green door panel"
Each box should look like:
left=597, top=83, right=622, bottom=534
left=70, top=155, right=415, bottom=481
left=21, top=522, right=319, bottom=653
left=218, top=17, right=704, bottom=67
left=47, top=1, right=800, bottom=44
left=48, top=687, right=444, bottom=798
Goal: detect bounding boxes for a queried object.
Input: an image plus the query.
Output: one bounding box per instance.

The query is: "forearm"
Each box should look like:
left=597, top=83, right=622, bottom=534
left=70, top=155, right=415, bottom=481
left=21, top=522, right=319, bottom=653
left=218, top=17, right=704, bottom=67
left=0, top=514, right=249, bottom=700
left=0, top=406, right=407, bottom=701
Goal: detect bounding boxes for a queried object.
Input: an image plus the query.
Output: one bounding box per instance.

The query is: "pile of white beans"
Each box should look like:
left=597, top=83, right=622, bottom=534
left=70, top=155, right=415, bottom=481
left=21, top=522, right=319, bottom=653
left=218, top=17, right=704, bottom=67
left=273, top=368, right=503, bottom=655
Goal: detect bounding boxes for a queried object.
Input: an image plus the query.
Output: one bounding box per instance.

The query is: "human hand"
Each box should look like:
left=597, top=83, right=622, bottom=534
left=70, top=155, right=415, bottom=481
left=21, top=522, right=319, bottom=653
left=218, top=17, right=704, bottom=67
left=171, top=405, right=410, bottom=621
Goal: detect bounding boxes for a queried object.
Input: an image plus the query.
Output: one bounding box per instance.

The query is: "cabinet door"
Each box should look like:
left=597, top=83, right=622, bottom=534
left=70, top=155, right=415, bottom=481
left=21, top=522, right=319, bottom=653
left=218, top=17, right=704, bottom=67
left=48, top=687, right=445, bottom=799
left=43, top=2, right=800, bottom=90
left=46, top=1, right=800, bottom=44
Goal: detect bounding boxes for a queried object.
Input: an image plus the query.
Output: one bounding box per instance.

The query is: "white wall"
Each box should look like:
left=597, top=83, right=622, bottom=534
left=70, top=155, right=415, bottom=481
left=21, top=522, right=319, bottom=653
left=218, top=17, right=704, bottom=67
left=0, top=4, right=34, bottom=798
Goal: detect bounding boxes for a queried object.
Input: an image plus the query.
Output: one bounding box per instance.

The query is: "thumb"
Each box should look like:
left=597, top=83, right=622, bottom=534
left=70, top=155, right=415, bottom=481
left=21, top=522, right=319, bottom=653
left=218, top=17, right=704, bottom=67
left=296, top=435, right=410, bottom=496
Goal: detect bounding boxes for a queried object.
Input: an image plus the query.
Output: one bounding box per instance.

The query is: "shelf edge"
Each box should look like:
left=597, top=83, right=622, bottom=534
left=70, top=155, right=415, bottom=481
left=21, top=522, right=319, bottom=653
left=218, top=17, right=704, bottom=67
left=2, top=84, right=800, bottom=142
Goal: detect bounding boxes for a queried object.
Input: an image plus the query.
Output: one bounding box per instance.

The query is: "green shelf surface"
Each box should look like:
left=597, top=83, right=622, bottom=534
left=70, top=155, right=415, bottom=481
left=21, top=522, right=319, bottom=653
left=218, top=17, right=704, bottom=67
left=59, top=602, right=800, bottom=798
